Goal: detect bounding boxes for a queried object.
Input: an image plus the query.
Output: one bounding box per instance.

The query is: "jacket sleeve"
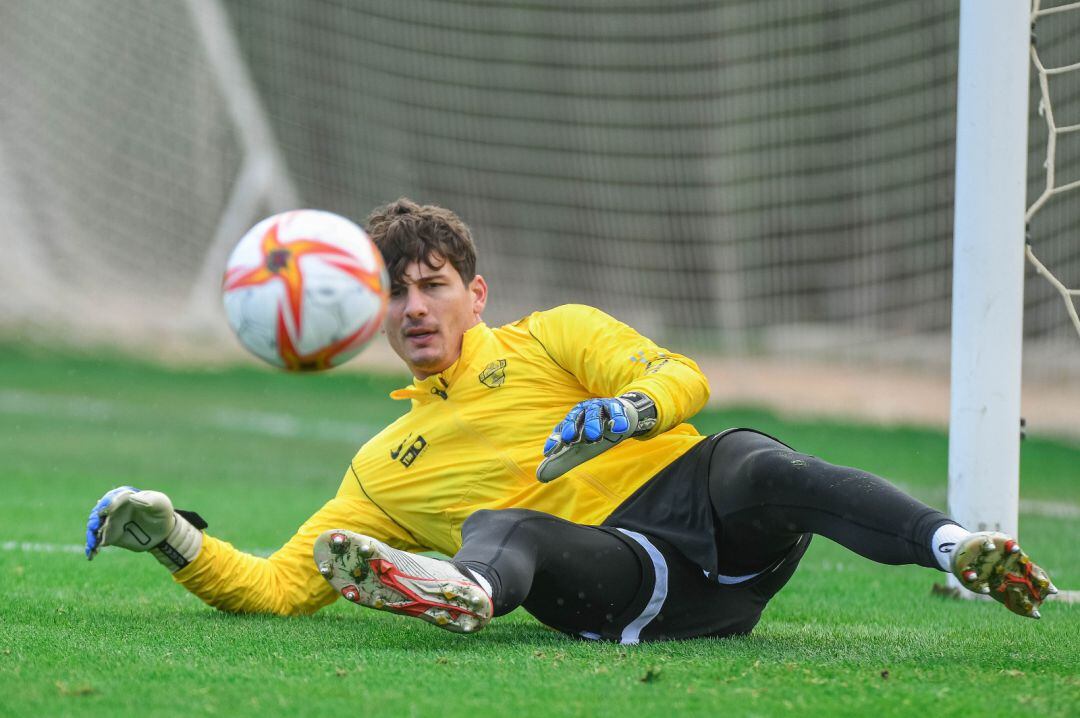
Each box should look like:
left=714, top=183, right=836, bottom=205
left=172, top=482, right=421, bottom=616
left=527, top=304, right=710, bottom=435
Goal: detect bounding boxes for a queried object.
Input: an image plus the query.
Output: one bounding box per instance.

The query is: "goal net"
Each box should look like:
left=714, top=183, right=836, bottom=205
left=1028, top=0, right=1080, bottom=351
left=0, top=1, right=1077, bottom=380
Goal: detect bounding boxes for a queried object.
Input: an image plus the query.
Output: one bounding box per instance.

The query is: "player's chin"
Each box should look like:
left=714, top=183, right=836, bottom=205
left=406, top=346, right=447, bottom=374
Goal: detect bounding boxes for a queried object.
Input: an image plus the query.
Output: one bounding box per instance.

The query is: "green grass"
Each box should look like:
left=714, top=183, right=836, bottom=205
left=1, top=345, right=1078, bottom=717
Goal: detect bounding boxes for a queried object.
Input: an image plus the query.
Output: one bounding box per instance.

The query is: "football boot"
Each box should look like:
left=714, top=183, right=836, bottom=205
left=313, top=530, right=492, bottom=634
left=951, top=531, right=1057, bottom=618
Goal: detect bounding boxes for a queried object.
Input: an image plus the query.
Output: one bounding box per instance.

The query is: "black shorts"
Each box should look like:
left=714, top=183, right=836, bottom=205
left=583, top=429, right=812, bottom=642
left=572, top=527, right=810, bottom=643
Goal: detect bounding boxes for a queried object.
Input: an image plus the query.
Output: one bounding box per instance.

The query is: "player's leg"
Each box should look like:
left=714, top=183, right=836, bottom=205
left=709, top=430, right=950, bottom=572
left=454, top=509, right=647, bottom=636
left=456, top=509, right=786, bottom=642
left=313, top=509, right=650, bottom=637
left=708, top=429, right=1055, bottom=616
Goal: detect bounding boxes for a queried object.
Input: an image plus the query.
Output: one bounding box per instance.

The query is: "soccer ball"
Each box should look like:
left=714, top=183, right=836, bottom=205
left=222, top=210, right=389, bottom=371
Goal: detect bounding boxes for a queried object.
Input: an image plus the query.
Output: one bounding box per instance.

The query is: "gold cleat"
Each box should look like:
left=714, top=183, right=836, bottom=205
left=952, top=531, right=1057, bottom=618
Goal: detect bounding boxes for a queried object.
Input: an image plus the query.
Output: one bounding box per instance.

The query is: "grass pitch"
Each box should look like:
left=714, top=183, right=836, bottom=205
left=1, top=345, right=1077, bottom=717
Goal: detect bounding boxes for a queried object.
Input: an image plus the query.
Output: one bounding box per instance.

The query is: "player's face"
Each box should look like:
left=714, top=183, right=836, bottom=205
left=384, top=258, right=488, bottom=379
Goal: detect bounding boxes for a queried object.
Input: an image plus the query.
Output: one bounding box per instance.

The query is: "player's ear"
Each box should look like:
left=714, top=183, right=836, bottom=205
left=469, top=274, right=488, bottom=317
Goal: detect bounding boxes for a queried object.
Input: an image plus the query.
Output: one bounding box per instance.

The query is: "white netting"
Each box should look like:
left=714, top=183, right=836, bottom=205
left=1028, top=0, right=1080, bottom=347
left=0, top=1, right=1077, bottom=379
left=0, top=2, right=241, bottom=337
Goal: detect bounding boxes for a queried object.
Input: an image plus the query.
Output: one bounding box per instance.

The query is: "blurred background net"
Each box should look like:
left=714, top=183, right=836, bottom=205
left=1, top=0, right=1078, bottom=381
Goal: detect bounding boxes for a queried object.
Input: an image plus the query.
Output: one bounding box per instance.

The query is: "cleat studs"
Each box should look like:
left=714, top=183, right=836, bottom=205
left=1047, top=584, right=1059, bottom=595
left=982, top=539, right=996, bottom=552
left=1004, top=540, right=1020, bottom=554
left=318, top=562, right=334, bottom=579
left=329, top=533, right=350, bottom=555
left=358, top=542, right=374, bottom=558
left=342, top=587, right=359, bottom=602
left=1031, top=609, right=1041, bottom=619
left=962, top=569, right=978, bottom=583
left=979, top=586, right=991, bottom=595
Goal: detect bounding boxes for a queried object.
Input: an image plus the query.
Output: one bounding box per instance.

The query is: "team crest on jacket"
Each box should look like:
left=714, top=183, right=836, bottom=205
left=478, top=359, right=507, bottom=388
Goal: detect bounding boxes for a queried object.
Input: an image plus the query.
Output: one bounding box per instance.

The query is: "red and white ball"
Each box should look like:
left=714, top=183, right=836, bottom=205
left=222, top=210, right=388, bottom=371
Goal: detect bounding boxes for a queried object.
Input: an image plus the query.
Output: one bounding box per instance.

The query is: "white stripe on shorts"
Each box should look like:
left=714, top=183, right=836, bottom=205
left=615, top=528, right=669, bottom=645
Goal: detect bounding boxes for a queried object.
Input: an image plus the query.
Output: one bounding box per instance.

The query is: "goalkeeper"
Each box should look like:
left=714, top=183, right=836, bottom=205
left=85, top=198, right=1056, bottom=642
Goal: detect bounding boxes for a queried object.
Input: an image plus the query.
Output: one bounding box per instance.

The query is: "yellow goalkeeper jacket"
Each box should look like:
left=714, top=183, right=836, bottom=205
left=175, top=304, right=710, bottom=615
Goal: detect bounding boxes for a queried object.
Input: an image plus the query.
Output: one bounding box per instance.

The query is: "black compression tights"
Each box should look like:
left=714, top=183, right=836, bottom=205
left=454, top=510, right=644, bottom=623
left=709, top=430, right=952, bottom=575
left=454, top=430, right=953, bottom=618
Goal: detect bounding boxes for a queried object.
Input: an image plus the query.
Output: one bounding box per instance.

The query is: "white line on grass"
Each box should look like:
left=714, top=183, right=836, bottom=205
left=6, top=541, right=1076, bottom=602
left=0, top=389, right=380, bottom=443
left=894, top=484, right=1080, bottom=520
left=1, top=540, right=273, bottom=557
left=0, top=391, right=115, bottom=420
left=1019, top=499, right=1080, bottom=519
left=2, top=541, right=85, bottom=555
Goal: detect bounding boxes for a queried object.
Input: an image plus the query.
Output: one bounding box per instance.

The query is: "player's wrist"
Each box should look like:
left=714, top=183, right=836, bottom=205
left=149, top=511, right=205, bottom=573
left=617, top=391, right=658, bottom=437
left=84, top=485, right=209, bottom=571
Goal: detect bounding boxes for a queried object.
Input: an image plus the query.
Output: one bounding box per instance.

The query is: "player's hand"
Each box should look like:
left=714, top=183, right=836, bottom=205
left=85, top=486, right=204, bottom=572
left=85, top=486, right=174, bottom=558
left=537, top=394, right=656, bottom=483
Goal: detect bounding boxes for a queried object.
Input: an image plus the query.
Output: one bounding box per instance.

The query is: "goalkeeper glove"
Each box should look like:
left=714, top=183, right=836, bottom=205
left=84, top=486, right=206, bottom=573
left=537, top=392, right=658, bottom=483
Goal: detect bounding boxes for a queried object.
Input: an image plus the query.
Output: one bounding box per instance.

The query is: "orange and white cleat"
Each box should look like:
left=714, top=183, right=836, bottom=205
left=313, top=530, right=492, bottom=634
left=951, top=531, right=1058, bottom=618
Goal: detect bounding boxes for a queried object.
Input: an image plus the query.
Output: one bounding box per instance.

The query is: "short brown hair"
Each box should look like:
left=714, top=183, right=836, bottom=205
left=365, top=198, right=477, bottom=287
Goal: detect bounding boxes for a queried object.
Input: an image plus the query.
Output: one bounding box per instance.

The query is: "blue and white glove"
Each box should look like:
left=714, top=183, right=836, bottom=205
left=537, top=392, right=658, bottom=483
left=85, top=486, right=205, bottom=573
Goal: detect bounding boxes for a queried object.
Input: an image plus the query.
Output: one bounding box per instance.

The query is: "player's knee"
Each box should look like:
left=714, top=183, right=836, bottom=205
left=747, top=445, right=812, bottom=473
left=733, top=444, right=819, bottom=495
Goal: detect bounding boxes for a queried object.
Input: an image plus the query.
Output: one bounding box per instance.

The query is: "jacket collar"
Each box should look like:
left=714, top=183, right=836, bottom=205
left=389, top=322, right=492, bottom=402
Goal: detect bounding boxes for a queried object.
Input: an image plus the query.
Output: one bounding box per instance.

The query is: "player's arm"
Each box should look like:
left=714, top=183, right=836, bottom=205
left=85, top=479, right=420, bottom=616
left=528, top=304, right=710, bottom=481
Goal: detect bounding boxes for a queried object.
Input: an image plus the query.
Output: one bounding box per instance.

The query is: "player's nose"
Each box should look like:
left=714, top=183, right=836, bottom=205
left=402, top=285, right=429, bottom=318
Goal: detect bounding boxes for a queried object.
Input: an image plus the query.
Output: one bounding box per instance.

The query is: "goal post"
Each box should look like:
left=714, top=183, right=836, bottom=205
left=946, top=0, right=1030, bottom=565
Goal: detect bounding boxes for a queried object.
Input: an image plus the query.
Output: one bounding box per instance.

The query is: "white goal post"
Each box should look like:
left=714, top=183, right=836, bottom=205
left=946, top=0, right=1029, bottom=565
left=948, top=0, right=1080, bottom=601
